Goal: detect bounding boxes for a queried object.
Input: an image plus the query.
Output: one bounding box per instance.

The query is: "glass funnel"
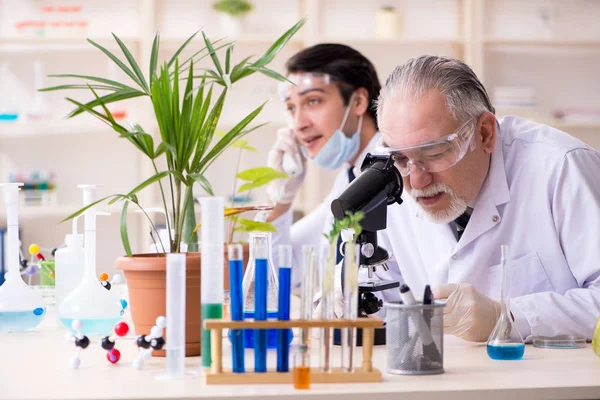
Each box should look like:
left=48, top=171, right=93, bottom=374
left=487, top=245, right=525, bottom=360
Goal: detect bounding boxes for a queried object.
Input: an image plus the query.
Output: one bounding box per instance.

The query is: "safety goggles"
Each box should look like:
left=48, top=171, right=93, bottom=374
left=278, top=72, right=331, bottom=102
left=375, top=118, right=477, bottom=177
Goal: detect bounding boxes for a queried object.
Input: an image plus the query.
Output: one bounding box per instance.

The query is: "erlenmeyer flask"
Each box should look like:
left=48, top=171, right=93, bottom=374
left=242, top=232, right=279, bottom=348
left=487, top=245, right=525, bottom=360
left=0, top=183, right=46, bottom=332
left=0, top=63, right=20, bottom=122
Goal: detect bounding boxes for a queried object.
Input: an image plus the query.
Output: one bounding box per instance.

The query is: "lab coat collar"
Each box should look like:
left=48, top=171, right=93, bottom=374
left=349, top=131, right=381, bottom=178
left=487, top=128, right=510, bottom=207
left=453, top=127, right=510, bottom=253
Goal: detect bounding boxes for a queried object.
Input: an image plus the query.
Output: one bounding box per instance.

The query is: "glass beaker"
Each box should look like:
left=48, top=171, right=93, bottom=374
left=487, top=245, right=525, bottom=360
left=242, top=232, right=279, bottom=348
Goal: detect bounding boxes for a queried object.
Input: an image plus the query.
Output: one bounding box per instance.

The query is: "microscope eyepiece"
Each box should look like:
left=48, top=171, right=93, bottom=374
left=331, top=154, right=403, bottom=223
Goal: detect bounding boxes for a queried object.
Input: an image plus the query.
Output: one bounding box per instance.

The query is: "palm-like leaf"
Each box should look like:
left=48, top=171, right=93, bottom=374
left=43, top=19, right=306, bottom=253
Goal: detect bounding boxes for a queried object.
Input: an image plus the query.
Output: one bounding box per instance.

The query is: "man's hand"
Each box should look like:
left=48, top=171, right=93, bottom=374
left=266, top=128, right=306, bottom=205
left=433, top=283, right=501, bottom=342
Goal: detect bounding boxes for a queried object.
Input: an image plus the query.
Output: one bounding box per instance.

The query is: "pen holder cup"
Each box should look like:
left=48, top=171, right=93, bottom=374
left=384, top=301, right=445, bottom=375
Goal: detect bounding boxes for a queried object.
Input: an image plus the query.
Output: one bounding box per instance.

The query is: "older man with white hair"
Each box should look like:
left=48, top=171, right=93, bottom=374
left=358, top=55, right=600, bottom=342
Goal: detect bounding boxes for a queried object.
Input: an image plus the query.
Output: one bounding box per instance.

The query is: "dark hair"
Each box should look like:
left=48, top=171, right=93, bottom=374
left=285, top=43, right=381, bottom=126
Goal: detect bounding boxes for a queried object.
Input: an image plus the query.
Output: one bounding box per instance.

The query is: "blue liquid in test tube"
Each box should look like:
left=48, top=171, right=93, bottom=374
left=254, top=258, right=268, bottom=373
left=228, top=244, right=245, bottom=373
left=277, top=245, right=292, bottom=372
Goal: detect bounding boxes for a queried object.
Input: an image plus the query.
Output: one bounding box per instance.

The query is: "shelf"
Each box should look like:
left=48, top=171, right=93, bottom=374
left=484, top=38, right=600, bottom=51
left=159, top=34, right=304, bottom=48
left=497, top=114, right=600, bottom=131
left=322, top=37, right=465, bottom=47
left=0, top=36, right=140, bottom=52
left=0, top=118, right=281, bottom=139
left=0, top=203, right=162, bottom=220
left=218, top=119, right=288, bottom=130
left=0, top=120, right=119, bottom=138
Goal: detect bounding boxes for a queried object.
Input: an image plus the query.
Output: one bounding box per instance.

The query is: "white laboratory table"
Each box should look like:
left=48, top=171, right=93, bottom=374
left=2, top=310, right=600, bottom=400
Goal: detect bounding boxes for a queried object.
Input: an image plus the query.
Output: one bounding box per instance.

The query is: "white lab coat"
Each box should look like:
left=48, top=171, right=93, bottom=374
left=375, top=116, right=600, bottom=340
left=273, top=116, right=600, bottom=341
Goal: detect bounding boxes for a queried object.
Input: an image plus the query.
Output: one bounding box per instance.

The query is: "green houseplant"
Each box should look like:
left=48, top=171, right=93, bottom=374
left=41, top=19, right=305, bottom=355
left=213, top=0, right=253, bottom=16
left=212, top=0, right=253, bottom=37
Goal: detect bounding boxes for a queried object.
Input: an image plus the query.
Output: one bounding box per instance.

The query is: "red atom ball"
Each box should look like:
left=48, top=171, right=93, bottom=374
left=106, top=349, right=121, bottom=364
left=114, top=322, right=129, bottom=337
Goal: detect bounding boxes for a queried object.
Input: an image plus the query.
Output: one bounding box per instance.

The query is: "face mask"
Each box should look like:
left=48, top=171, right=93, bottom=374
left=303, top=93, right=363, bottom=170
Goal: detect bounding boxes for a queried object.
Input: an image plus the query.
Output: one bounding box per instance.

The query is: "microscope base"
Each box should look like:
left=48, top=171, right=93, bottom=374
left=333, top=324, right=386, bottom=346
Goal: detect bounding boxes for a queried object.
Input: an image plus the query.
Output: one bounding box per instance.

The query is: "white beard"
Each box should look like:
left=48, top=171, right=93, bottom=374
left=410, top=183, right=468, bottom=224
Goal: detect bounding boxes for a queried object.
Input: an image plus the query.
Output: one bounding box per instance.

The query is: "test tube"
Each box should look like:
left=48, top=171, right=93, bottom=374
left=342, top=238, right=359, bottom=373
left=277, top=245, right=292, bottom=372
left=300, top=245, right=315, bottom=345
left=254, top=236, right=269, bottom=373
left=200, top=197, right=224, bottom=369
left=228, top=244, right=245, bottom=373
left=166, top=253, right=186, bottom=376
left=320, top=244, right=335, bottom=372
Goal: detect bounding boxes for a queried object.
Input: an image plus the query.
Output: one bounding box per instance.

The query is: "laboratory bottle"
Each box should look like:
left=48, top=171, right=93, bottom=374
left=54, top=221, right=84, bottom=323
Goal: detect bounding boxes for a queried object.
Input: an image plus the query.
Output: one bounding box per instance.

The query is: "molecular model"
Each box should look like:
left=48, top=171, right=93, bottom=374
left=65, top=320, right=90, bottom=369
left=99, top=272, right=123, bottom=291
left=66, top=320, right=130, bottom=368
left=132, top=316, right=166, bottom=370
left=101, top=322, right=130, bottom=364
left=99, top=272, right=129, bottom=310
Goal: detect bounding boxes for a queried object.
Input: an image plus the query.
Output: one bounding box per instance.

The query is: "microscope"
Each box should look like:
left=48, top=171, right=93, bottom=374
left=331, top=153, right=403, bottom=345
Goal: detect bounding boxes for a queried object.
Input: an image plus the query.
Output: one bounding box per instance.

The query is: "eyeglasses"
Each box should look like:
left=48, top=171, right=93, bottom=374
left=375, top=118, right=477, bottom=177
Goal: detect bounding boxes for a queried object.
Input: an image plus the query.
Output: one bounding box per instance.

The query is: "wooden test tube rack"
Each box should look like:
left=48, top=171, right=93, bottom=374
left=204, top=318, right=384, bottom=385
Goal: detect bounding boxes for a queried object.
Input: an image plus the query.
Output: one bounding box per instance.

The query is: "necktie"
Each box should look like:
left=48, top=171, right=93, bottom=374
left=455, top=209, right=472, bottom=241
left=336, top=166, right=356, bottom=264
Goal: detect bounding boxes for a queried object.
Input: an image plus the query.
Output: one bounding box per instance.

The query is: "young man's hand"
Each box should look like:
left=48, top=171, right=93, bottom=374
left=266, top=128, right=306, bottom=205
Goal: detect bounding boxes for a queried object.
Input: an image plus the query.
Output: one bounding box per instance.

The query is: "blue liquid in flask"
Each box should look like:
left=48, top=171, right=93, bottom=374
left=487, top=343, right=525, bottom=360
left=0, top=113, right=19, bottom=122
left=0, top=307, right=46, bottom=332
left=60, top=317, right=121, bottom=336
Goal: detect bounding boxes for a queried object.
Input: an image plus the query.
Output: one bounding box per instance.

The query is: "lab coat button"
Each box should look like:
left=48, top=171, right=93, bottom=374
left=492, top=215, right=500, bottom=223
left=452, top=254, right=458, bottom=260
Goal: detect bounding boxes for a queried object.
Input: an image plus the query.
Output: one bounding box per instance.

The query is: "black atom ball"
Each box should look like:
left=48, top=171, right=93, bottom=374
left=102, top=281, right=112, bottom=291
left=137, top=335, right=151, bottom=349
left=101, top=336, right=115, bottom=350
left=75, top=336, right=90, bottom=349
left=151, top=337, right=165, bottom=351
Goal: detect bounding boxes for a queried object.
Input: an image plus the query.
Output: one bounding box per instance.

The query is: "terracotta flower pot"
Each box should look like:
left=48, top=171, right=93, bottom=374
left=115, top=245, right=248, bottom=357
